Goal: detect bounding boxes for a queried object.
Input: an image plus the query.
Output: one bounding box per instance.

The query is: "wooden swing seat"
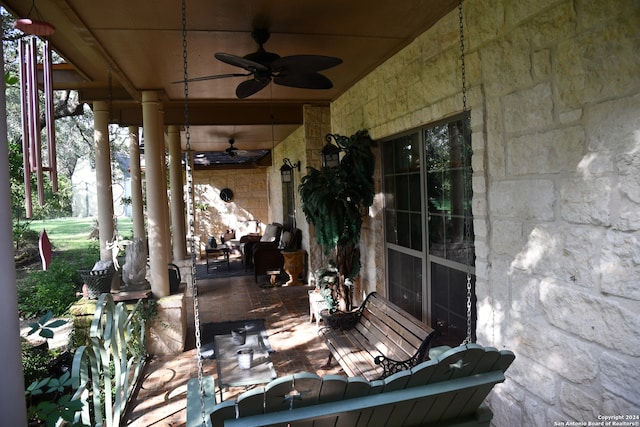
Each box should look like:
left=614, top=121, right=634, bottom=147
left=187, top=344, right=515, bottom=427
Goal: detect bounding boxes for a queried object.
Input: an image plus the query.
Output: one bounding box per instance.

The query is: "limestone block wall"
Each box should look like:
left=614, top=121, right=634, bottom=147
left=273, top=105, right=332, bottom=282
left=330, top=0, right=640, bottom=424
left=193, top=167, right=269, bottom=252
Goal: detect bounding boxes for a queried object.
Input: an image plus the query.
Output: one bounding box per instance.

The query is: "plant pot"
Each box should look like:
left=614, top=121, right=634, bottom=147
left=319, top=309, right=361, bottom=331
left=78, top=267, right=115, bottom=299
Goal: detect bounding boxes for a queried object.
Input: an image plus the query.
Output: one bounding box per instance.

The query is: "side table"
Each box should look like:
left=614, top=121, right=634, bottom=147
left=205, top=246, right=230, bottom=273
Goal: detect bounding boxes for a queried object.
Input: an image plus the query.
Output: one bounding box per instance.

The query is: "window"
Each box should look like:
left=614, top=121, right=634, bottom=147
left=383, top=114, right=476, bottom=346
left=282, top=180, right=295, bottom=229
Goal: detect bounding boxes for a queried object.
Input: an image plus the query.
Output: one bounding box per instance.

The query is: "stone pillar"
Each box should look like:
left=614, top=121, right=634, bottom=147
left=0, top=38, right=28, bottom=422
left=93, top=101, right=115, bottom=262
left=128, top=126, right=146, bottom=245
left=142, top=91, right=169, bottom=297
left=146, top=294, right=187, bottom=355
left=168, top=125, right=187, bottom=260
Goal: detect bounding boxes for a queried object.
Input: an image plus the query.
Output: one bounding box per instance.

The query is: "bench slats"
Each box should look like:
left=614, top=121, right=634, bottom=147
left=319, top=292, right=437, bottom=381
left=367, top=294, right=432, bottom=344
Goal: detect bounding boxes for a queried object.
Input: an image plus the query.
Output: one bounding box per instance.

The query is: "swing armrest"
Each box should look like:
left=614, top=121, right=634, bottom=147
left=374, top=329, right=441, bottom=379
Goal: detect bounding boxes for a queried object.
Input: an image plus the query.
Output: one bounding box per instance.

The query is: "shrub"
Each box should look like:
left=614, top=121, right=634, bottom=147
left=21, top=341, right=51, bottom=386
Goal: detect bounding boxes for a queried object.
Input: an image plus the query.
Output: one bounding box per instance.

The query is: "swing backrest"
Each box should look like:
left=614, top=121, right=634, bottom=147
left=208, top=344, right=515, bottom=427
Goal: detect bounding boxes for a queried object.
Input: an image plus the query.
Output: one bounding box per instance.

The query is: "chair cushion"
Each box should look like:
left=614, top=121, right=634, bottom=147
left=279, top=231, right=292, bottom=249
left=261, top=223, right=281, bottom=242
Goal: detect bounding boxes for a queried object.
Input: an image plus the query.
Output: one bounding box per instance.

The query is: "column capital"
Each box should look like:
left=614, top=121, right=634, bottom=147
left=142, top=90, right=160, bottom=103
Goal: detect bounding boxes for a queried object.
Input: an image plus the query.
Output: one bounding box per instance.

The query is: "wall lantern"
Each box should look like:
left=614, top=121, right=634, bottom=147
left=323, top=133, right=349, bottom=168
left=321, top=140, right=341, bottom=168
left=280, top=158, right=301, bottom=183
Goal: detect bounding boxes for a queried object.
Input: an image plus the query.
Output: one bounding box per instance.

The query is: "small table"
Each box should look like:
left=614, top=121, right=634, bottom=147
left=205, top=247, right=230, bottom=273
left=214, top=332, right=276, bottom=400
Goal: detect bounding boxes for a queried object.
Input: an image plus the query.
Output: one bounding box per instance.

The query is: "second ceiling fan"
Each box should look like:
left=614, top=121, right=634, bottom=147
left=185, top=29, right=342, bottom=99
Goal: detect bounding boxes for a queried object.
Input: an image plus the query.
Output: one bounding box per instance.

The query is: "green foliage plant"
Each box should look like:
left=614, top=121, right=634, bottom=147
left=27, top=311, right=68, bottom=340
left=17, top=245, right=98, bottom=318
left=25, top=371, right=87, bottom=427
left=299, top=130, right=376, bottom=312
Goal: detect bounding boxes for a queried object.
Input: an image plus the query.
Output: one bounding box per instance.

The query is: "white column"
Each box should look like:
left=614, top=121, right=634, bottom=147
left=142, top=91, right=170, bottom=297
left=93, top=101, right=115, bottom=262
left=0, top=39, right=28, bottom=425
left=128, top=126, right=146, bottom=245
left=168, top=125, right=187, bottom=260
left=158, top=112, right=172, bottom=261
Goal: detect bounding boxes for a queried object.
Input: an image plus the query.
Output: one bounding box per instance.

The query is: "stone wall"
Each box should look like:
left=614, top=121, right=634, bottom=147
left=330, top=0, right=640, bottom=424
left=193, top=167, right=270, bottom=252
left=271, top=105, right=332, bottom=282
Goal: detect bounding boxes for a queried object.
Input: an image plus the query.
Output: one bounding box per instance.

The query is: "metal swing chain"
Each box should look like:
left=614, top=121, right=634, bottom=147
left=459, top=0, right=473, bottom=345
left=181, top=1, right=206, bottom=425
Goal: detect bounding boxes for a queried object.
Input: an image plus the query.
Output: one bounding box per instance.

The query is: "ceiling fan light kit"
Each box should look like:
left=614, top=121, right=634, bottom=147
left=185, top=29, right=342, bottom=98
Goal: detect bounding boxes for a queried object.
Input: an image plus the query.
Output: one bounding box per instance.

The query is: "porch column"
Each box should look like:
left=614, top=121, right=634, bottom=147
left=93, top=101, right=115, bottom=262
left=142, top=91, right=169, bottom=297
left=0, top=38, right=28, bottom=424
left=168, top=125, right=187, bottom=259
left=158, top=119, right=172, bottom=262
left=128, top=126, right=146, bottom=244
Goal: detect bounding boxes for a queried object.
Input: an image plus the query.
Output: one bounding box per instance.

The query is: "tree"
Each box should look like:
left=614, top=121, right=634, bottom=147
left=3, top=8, right=130, bottom=222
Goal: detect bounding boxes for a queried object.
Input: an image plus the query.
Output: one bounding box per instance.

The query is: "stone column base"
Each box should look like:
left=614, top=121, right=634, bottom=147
left=146, top=293, right=186, bottom=355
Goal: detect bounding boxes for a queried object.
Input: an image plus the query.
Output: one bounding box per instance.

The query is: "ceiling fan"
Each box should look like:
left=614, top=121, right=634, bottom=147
left=182, top=29, right=342, bottom=99
left=225, top=138, right=247, bottom=157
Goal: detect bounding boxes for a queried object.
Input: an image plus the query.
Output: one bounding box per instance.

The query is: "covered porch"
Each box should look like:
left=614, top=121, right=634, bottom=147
left=123, top=270, right=342, bottom=426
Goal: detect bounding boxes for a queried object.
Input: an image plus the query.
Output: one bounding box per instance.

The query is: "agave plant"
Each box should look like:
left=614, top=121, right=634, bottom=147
left=299, top=130, right=375, bottom=312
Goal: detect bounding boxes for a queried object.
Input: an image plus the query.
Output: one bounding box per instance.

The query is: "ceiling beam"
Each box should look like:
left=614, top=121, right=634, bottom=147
left=109, top=102, right=304, bottom=127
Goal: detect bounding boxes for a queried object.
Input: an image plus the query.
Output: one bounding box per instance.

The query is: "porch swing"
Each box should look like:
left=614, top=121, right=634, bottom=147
left=184, top=1, right=511, bottom=426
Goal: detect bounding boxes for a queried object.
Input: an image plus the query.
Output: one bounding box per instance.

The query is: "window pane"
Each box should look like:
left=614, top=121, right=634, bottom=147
left=397, top=212, right=411, bottom=247
left=384, top=176, right=396, bottom=209
left=425, top=118, right=473, bottom=263
left=409, top=172, right=421, bottom=211
left=410, top=213, right=422, bottom=251
left=430, top=262, right=476, bottom=346
left=388, top=249, right=423, bottom=320
left=385, top=209, right=397, bottom=245
left=395, top=174, right=410, bottom=211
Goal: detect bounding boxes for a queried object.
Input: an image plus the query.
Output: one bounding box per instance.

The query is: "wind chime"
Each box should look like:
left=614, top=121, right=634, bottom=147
left=15, top=13, right=58, bottom=218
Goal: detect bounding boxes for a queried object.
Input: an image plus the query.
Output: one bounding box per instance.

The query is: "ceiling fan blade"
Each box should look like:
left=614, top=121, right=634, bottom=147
left=271, top=55, right=342, bottom=72
left=236, top=78, right=271, bottom=99
left=274, top=73, right=333, bottom=90
left=215, top=52, right=269, bottom=72
left=171, top=72, right=252, bottom=84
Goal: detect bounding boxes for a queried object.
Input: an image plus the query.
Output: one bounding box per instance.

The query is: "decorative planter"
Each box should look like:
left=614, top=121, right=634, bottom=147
left=319, top=309, right=361, bottom=331
left=282, top=249, right=305, bottom=286
left=78, top=266, right=115, bottom=299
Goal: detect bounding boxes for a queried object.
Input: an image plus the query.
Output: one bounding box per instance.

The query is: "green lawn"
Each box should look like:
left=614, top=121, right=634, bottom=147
left=27, top=216, right=133, bottom=251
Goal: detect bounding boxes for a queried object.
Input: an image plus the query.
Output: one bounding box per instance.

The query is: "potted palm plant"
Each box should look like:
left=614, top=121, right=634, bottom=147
left=299, top=130, right=375, bottom=315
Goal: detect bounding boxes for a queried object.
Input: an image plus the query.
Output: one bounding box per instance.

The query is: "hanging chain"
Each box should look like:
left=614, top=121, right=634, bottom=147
left=181, top=1, right=206, bottom=425
left=459, top=0, right=473, bottom=345
left=458, top=0, right=467, bottom=113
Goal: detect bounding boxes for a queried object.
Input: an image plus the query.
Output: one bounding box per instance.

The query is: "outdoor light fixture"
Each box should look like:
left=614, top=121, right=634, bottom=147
left=321, top=141, right=341, bottom=168
left=323, top=134, right=348, bottom=168
left=280, top=158, right=301, bottom=183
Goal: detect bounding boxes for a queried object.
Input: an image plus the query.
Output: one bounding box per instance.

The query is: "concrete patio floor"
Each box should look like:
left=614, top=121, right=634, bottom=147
left=122, top=263, right=343, bottom=426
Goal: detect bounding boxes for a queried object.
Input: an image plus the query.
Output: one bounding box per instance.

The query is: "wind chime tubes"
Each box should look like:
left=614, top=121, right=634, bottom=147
left=18, top=37, right=58, bottom=218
